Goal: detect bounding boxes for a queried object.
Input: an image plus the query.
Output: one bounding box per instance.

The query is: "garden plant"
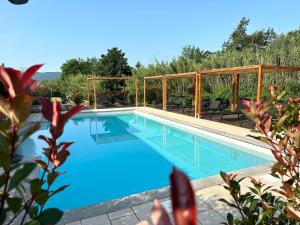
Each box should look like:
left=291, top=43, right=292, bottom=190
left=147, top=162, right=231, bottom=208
left=0, top=65, right=83, bottom=224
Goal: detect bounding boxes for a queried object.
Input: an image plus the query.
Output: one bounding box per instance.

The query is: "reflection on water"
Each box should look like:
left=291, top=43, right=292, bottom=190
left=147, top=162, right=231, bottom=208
left=83, top=113, right=268, bottom=178
left=88, top=116, right=138, bottom=144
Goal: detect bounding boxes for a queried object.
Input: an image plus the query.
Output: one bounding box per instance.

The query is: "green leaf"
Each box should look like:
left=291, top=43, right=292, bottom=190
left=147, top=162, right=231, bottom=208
left=227, top=212, right=234, bottom=225
left=28, top=206, right=39, bottom=219
left=49, top=185, right=69, bottom=198
left=220, top=171, right=230, bottom=184
left=47, top=172, right=60, bottom=185
left=257, top=211, right=268, bottom=224
left=11, top=94, right=33, bottom=124
left=249, top=187, right=259, bottom=195
left=7, top=197, right=22, bottom=213
left=35, top=189, right=49, bottom=206
left=37, top=208, right=63, bottom=225
left=30, top=179, right=43, bottom=195
left=0, top=150, right=11, bottom=171
left=0, top=209, right=6, bottom=225
left=9, top=162, right=36, bottom=191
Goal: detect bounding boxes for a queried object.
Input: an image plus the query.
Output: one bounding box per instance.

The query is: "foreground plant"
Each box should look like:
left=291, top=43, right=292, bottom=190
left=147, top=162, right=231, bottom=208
left=138, top=167, right=197, bottom=225
left=219, top=86, right=300, bottom=224
left=0, top=65, right=83, bottom=224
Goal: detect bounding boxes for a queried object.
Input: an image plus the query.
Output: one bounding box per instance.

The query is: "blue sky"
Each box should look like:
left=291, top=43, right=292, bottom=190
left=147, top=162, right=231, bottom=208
left=1, top=0, right=300, bottom=72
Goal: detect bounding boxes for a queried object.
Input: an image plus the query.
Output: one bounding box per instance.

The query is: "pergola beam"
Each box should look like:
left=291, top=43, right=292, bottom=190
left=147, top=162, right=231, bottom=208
left=87, top=76, right=138, bottom=109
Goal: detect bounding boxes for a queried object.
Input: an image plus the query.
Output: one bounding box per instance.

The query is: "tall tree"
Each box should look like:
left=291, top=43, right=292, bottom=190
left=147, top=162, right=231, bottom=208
left=98, top=47, right=132, bottom=76
left=223, top=17, right=277, bottom=51
left=98, top=47, right=132, bottom=91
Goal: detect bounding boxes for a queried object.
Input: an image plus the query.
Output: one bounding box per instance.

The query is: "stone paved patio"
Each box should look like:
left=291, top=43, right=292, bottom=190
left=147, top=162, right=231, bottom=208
left=62, top=173, right=280, bottom=225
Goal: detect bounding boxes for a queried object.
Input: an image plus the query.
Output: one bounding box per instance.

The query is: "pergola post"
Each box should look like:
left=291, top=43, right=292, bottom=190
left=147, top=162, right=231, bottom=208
left=162, top=76, right=167, bottom=111
left=198, top=72, right=202, bottom=117
left=231, top=74, right=236, bottom=111
left=195, top=71, right=202, bottom=118
left=257, top=65, right=263, bottom=102
left=194, top=75, right=198, bottom=118
left=143, top=78, right=146, bottom=107
left=135, top=79, right=138, bottom=107
left=93, top=79, right=97, bottom=110
left=86, top=79, right=90, bottom=109
left=235, top=74, right=240, bottom=110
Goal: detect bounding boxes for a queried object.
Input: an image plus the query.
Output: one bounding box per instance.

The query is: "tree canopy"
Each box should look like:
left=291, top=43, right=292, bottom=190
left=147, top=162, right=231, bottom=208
left=223, top=17, right=277, bottom=51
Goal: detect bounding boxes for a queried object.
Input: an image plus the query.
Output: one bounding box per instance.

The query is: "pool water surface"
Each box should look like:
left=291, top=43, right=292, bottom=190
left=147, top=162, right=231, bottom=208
left=23, top=112, right=270, bottom=210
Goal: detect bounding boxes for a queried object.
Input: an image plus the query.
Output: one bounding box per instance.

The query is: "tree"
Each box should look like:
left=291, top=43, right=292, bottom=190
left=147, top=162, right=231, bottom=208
left=223, top=17, right=277, bottom=51
left=180, top=45, right=210, bottom=63
left=98, top=47, right=132, bottom=91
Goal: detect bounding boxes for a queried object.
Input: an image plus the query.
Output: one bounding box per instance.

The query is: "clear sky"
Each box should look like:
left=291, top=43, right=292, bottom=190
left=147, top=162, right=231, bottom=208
left=1, top=0, right=300, bottom=72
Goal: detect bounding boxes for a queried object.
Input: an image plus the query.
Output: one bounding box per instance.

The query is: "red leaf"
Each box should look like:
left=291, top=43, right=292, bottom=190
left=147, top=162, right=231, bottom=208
left=61, top=142, right=74, bottom=151
left=228, top=173, right=237, bottom=180
left=22, top=64, right=43, bottom=88
left=0, top=67, right=19, bottom=98
left=170, top=167, right=197, bottom=225
left=151, top=199, right=173, bottom=225
left=64, top=105, right=84, bottom=121
left=39, top=97, right=53, bottom=121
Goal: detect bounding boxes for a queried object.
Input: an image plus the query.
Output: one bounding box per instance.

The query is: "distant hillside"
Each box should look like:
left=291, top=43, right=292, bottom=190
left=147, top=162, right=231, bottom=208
left=34, top=72, right=60, bottom=81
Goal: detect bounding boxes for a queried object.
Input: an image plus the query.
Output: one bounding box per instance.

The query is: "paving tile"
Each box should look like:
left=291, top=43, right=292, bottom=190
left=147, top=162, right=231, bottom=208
left=132, top=202, right=152, bottom=221
left=111, top=214, right=139, bottom=225
left=195, top=185, right=224, bottom=196
left=65, top=221, right=81, bottom=225
left=108, top=208, right=134, bottom=220
left=198, top=209, right=224, bottom=225
left=196, top=197, right=211, bottom=212
left=198, top=189, right=233, bottom=209
left=259, top=174, right=279, bottom=183
left=161, top=200, right=172, bottom=213
left=82, top=214, right=110, bottom=225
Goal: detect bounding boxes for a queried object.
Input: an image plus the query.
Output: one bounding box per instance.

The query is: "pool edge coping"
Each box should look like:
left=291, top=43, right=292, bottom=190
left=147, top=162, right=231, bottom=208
left=60, top=108, right=273, bottom=223
left=62, top=162, right=272, bottom=223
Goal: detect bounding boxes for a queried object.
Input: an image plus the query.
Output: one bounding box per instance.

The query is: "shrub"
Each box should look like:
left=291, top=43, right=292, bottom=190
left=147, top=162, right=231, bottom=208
left=0, top=65, right=83, bottom=224
left=219, top=86, right=300, bottom=224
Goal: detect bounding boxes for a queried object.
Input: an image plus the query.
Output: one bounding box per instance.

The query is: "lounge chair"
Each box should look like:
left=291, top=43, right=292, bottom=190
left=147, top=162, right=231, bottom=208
left=218, top=99, right=245, bottom=122
left=201, top=99, right=224, bottom=119
left=114, top=96, right=128, bottom=105
left=166, top=96, right=176, bottom=110
left=98, top=95, right=110, bottom=106
left=173, top=96, right=185, bottom=112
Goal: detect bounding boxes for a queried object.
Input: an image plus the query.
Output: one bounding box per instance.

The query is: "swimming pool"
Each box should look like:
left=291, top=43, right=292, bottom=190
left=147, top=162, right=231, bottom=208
left=23, top=111, right=271, bottom=210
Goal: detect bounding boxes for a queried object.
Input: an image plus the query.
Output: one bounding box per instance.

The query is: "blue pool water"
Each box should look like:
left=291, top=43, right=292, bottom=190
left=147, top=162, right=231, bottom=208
left=23, top=112, right=270, bottom=210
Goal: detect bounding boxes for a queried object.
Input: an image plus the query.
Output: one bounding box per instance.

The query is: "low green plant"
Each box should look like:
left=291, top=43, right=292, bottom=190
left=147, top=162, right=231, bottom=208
left=0, top=65, right=83, bottom=224
left=220, top=86, right=300, bottom=224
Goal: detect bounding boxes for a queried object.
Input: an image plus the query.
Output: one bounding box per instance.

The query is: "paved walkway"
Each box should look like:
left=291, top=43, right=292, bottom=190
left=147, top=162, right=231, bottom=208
left=62, top=173, right=279, bottom=225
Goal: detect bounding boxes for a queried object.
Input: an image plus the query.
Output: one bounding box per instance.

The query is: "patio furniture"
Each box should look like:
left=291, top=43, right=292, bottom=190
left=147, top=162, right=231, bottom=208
left=218, top=99, right=245, bottom=122
left=201, top=99, right=224, bottom=119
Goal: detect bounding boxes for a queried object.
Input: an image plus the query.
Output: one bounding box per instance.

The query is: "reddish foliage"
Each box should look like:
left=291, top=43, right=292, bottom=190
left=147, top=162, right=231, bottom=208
left=39, top=97, right=84, bottom=139
left=0, top=64, right=42, bottom=99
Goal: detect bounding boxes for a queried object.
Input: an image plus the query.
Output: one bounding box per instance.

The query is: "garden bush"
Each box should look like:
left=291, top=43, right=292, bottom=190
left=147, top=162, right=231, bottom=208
left=0, top=65, right=83, bottom=224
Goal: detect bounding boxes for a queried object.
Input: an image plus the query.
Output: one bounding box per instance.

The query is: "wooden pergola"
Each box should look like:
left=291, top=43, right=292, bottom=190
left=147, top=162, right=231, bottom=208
left=86, top=77, right=139, bottom=109
left=144, top=72, right=196, bottom=110
left=143, top=65, right=300, bottom=118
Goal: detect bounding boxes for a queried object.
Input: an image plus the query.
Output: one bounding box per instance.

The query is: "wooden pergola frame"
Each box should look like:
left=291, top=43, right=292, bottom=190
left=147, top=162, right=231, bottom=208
left=143, top=72, right=196, bottom=110
left=86, top=77, right=139, bottom=109
left=143, top=64, right=300, bottom=118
